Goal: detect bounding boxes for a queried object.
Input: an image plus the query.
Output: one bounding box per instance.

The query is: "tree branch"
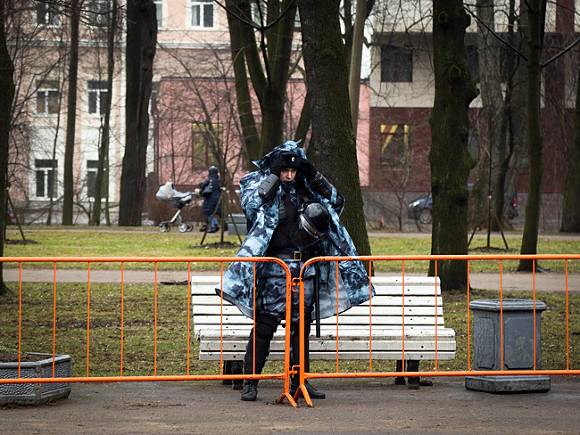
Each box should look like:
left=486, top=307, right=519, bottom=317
left=463, top=5, right=528, bottom=62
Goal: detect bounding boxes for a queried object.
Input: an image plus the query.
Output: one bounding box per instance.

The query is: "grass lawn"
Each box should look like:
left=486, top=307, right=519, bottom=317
left=0, top=283, right=577, bottom=377
left=4, top=226, right=580, bottom=273
left=1, top=227, right=578, bottom=377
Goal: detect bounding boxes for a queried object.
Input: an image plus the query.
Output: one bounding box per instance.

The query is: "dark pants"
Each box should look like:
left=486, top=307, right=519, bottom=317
left=243, top=315, right=311, bottom=385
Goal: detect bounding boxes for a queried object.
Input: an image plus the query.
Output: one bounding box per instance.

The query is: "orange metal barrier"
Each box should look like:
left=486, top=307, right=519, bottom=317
left=294, top=254, right=580, bottom=407
left=2, top=254, right=579, bottom=409
left=0, top=256, right=297, bottom=407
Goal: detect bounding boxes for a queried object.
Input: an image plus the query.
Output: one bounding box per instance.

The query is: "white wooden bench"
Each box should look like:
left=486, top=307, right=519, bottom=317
left=191, top=275, right=456, bottom=374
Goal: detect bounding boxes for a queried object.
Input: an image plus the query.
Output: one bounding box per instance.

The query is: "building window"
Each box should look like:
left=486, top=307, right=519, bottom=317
left=35, top=159, right=58, bottom=198
left=380, top=45, right=413, bottom=83
left=251, top=0, right=300, bottom=28
left=87, top=0, right=109, bottom=27
left=86, top=160, right=109, bottom=198
left=191, top=124, right=219, bottom=169
left=466, top=45, right=480, bottom=82
left=154, top=0, right=164, bottom=27
left=88, top=80, right=109, bottom=115
left=190, top=0, right=214, bottom=28
left=36, top=1, right=60, bottom=26
left=36, top=80, right=60, bottom=114
left=379, top=124, right=411, bottom=167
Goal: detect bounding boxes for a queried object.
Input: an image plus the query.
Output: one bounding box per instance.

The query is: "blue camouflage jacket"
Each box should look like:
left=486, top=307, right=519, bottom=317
left=218, top=140, right=374, bottom=320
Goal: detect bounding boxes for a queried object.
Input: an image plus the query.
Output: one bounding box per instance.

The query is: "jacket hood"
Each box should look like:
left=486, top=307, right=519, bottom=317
left=252, top=140, right=306, bottom=171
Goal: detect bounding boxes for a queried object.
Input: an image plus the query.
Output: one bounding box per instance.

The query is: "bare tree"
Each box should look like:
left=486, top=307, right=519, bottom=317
left=222, top=0, right=298, bottom=163
left=90, top=0, right=118, bottom=226
left=62, top=0, right=81, bottom=225
left=561, top=63, right=580, bottom=232
left=518, top=0, right=547, bottom=271
left=118, top=0, right=157, bottom=226
left=0, top=7, right=15, bottom=295
left=298, top=0, right=371, bottom=255
left=429, top=0, right=478, bottom=290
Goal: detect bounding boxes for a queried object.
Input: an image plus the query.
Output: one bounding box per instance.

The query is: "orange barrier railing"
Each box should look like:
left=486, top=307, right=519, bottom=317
left=294, top=254, right=580, bottom=407
left=0, top=256, right=298, bottom=407
left=2, top=254, right=578, bottom=409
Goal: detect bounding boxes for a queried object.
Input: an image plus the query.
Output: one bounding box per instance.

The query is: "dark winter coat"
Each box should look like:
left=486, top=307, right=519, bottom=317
left=199, top=172, right=221, bottom=217
left=217, top=140, right=374, bottom=320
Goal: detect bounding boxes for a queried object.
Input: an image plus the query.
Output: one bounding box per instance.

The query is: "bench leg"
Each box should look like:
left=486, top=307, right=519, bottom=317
left=397, top=360, right=433, bottom=389
left=222, top=361, right=244, bottom=389
left=231, top=361, right=243, bottom=390
left=394, top=360, right=406, bottom=385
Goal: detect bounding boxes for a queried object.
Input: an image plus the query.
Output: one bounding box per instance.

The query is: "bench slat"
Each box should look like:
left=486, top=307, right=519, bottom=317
left=193, top=304, right=444, bottom=316
left=191, top=275, right=455, bottom=362
left=193, top=295, right=443, bottom=307
left=199, top=351, right=455, bottom=361
left=199, top=327, right=456, bottom=339
left=203, top=286, right=441, bottom=297
left=194, top=315, right=446, bottom=326
left=201, top=339, right=456, bottom=352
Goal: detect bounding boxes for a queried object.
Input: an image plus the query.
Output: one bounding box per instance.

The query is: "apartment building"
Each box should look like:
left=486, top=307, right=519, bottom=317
left=10, top=0, right=578, bottom=230
left=365, top=0, right=578, bottom=230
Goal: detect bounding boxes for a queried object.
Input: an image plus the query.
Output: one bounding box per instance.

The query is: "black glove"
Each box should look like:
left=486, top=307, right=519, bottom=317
left=269, top=152, right=301, bottom=176
left=269, top=155, right=285, bottom=177
left=300, top=158, right=318, bottom=182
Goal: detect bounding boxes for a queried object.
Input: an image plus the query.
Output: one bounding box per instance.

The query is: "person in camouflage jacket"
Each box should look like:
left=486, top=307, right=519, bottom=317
left=218, top=140, right=374, bottom=401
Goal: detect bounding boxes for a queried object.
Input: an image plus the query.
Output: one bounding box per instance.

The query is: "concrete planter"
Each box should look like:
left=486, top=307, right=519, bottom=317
left=0, top=353, right=72, bottom=405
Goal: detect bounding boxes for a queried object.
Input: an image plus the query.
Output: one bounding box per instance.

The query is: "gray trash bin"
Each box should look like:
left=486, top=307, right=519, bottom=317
left=465, top=299, right=550, bottom=393
left=227, top=213, right=248, bottom=236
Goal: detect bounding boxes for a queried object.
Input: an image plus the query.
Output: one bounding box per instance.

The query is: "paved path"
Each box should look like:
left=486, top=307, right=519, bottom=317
left=2, top=378, right=580, bottom=434
left=4, top=269, right=579, bottom=293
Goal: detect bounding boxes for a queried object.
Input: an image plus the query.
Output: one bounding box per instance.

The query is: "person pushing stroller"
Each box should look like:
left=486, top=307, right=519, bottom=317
left=198, top=166, right=221, bottom=233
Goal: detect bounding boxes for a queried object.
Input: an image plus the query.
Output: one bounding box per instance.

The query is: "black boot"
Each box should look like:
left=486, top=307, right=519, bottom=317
left=406, top=360, right=433, bottom=389
left=241, top=319, right=277, bottom=401
left=290, top=320, right=325, bottom=399
left=241, top=381, right=258, bottom=401
left=394, top=360, right=406, bottom=385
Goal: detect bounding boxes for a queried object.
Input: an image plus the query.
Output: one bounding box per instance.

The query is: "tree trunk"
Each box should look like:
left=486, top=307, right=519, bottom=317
left=225, top=0, right=296, bottom=164
left=518, top=0, right=546, bottom=271
left=91, top=0, right=117, bottom=226
left=298, top=0, right=371, bottom=255
left=118, top=0, right=157, bottom=226
left=348, top=0, right=366, bottom=136
left=429, top=0, right=478, bottom=291
left=62, top=0, right=80, bottom=225
left=0, top=11, right=15, bottom=295
left=561, top=65, right=580, bottom=231
left=494, top=0, right=518, bottom=229
left=470, top=0, right=505, bottom=230
left=225, top=1, right=261, bottom=165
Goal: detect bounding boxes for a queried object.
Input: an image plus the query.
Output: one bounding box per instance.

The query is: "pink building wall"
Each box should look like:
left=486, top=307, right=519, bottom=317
left=154, top=77, right=371, bottom=190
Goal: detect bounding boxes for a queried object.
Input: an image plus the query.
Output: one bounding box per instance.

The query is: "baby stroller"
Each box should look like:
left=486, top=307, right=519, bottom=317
left=155, top=181, right=196, bottom=233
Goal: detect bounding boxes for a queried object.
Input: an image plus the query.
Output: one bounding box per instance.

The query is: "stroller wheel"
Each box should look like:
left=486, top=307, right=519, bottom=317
left=179, top=223, right=193, bottom=233
left=159, top=223, right=170, bottom=233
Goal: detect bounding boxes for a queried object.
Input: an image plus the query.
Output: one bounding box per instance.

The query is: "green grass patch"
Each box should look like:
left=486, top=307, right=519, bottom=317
left=5, top=227, right=580, bottom=273
left=0, top=282, right=215, bottom=376
left=1, top=283, right=577, bottom=377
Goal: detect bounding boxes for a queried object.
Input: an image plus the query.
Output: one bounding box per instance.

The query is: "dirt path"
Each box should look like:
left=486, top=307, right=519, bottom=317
left=2, top=378, right=580, bottom=434
left=4, top=269, right=579, bottom=293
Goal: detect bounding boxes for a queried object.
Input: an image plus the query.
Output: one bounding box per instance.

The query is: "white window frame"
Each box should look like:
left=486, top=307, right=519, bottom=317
left=251, top=0, right=300, bottom=29
left=36, top=1, right=61, bottom=26
left=189, top=0, right=214, bottom=28
left=87, top=80, right=109, bottom=115
left=36, top=80, right=60, bottom=115
left=154, top=0, right=165, bottom=28
left=86, top=160, right=109, bottom=199
left=87, top=0, right=109, bottom=27
left=33, top=159, right=58, bottom=200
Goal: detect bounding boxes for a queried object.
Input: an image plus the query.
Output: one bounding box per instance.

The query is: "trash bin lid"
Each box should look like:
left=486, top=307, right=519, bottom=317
left=469, top=299, right=546, bottom=312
